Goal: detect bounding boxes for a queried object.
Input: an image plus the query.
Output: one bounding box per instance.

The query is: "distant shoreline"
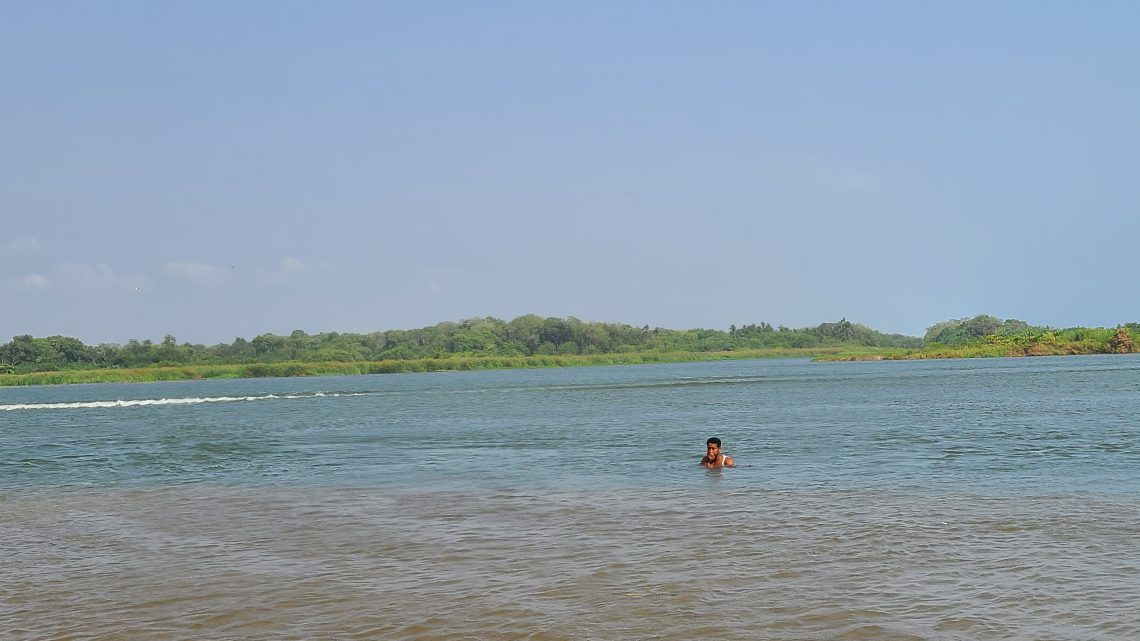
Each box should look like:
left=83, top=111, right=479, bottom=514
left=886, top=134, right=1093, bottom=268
left=4, top=342, right=1136, bottom=387
left=0, top=348, right=855, bottom=387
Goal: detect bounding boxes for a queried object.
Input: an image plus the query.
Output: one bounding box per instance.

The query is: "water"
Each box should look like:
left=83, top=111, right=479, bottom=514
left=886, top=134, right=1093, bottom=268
left=2, top=356, right=1139, bottom=639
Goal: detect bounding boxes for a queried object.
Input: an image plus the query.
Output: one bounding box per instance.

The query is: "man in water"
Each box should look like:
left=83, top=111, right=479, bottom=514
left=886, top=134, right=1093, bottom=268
left=701, top=437, right=734, bottom=467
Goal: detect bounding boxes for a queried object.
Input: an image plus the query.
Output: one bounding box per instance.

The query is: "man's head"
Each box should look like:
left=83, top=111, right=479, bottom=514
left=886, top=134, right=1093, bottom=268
left=706, top=437, right=722, bottom=459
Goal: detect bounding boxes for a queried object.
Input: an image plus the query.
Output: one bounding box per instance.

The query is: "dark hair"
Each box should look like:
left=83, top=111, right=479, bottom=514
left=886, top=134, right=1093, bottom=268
left=706, top=437, right=721, bottom=447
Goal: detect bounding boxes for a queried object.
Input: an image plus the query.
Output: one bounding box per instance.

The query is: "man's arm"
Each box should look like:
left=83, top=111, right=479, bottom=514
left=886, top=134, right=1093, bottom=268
left=723, top=455, right=734, bottom=467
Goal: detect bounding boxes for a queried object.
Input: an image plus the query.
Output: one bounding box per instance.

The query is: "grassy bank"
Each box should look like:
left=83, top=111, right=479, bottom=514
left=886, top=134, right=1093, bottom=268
left=0, top=347, right=853, bottom=387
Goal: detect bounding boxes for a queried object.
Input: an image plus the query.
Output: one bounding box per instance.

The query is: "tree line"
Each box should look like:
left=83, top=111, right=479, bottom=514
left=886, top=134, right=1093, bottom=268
left=924, top=314, right=1140, bottom=347
left=0, top=315, right=921, bottom=373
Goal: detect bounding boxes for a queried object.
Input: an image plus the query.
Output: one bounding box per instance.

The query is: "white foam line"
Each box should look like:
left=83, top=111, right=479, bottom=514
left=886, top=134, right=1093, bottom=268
left=0, top=391, right=377, bottom=411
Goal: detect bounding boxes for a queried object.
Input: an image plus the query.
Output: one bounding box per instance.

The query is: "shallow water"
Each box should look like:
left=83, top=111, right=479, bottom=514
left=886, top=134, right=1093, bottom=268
left=2, top=356, right=1139, bottom=639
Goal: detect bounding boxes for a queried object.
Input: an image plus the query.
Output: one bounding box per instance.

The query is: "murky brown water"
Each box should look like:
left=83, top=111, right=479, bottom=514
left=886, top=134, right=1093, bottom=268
left=3, top=486, right=1137, bottom=640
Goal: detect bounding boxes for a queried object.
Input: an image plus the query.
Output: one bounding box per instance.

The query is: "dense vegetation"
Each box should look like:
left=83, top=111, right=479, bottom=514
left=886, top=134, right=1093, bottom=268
left=3, top=314, right=1134, bottom=385
left=923, top=315, right=1032, bottom=344
left=826, top=315, right=1139, bottom=361
left=0, top=316, right=918, bottom=375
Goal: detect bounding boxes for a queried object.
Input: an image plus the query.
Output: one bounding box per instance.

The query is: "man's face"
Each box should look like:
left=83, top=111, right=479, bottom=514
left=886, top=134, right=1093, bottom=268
left=706, top=442, right=721, bottom=460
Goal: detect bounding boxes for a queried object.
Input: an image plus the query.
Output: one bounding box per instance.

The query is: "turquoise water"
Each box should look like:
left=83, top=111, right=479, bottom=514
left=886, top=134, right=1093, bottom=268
left=3, top=356, right=1139, bottom=640
left=3, top=356, right=1138, bottom=495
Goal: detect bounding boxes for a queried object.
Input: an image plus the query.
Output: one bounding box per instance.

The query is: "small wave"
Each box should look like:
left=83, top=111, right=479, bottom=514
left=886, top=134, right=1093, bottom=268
left=0, top=391, right=376, bottom=411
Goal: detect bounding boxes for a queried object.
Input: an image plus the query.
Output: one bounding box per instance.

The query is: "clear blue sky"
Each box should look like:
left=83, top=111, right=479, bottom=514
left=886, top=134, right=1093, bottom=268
left=3, top=2, right=1138, bottom=344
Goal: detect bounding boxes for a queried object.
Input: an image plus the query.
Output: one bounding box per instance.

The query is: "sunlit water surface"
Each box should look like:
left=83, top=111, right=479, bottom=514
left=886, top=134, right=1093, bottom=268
left=2, top=356, right=1138, bottom=640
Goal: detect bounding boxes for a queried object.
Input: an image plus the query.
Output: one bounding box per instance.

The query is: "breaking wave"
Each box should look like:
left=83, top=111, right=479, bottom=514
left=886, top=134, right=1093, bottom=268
left=0, top=391, right=375, bottom=411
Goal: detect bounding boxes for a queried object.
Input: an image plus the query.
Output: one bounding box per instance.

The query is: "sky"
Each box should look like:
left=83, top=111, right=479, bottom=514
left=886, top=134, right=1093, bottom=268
left=3, top=2, right=1138, bottom=345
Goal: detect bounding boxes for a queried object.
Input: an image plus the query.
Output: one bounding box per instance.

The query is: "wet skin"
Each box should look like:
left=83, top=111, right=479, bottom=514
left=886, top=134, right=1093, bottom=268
left=701, top=443, right=734, bottom=467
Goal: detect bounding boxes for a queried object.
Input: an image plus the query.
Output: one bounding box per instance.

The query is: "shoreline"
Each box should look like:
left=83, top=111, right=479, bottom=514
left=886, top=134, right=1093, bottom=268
left=4, top=344, right=1134, bottom=387
left=0, top=348, right=857, bottom=387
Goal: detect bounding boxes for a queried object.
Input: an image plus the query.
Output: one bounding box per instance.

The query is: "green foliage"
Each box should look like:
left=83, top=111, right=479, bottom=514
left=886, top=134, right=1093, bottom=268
left=822, top=318, right=1136, bottom=361
left=0, top=315, right=929, bottom=377
left=18, top=313, right=1135, bottom=383
left=923, top=315, right=1031, bottom=345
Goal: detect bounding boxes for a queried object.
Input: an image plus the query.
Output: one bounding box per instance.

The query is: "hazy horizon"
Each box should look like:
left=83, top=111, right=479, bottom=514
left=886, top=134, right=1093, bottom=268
left=4, top=3, right=1138, bottom=345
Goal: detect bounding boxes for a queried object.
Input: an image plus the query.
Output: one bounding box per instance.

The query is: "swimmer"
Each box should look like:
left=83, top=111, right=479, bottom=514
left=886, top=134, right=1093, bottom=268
left=700, top=437, right=734, bottom=467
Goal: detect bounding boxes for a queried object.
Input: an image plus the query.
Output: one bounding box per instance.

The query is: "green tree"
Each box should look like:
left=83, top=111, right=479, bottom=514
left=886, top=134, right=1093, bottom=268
left=0, top=335, right=38, bottom=365
left=506, top=315, right=544, bottom=354
left=251, top=334, right=286, bottom=357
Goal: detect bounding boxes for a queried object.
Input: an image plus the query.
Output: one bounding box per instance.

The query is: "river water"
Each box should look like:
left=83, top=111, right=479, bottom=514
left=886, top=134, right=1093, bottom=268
left=2, top=356, right=1138, bottom=640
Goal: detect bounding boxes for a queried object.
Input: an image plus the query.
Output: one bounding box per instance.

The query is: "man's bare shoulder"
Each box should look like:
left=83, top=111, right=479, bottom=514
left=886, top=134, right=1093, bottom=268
left=700, top=455, right=734, bottom=467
